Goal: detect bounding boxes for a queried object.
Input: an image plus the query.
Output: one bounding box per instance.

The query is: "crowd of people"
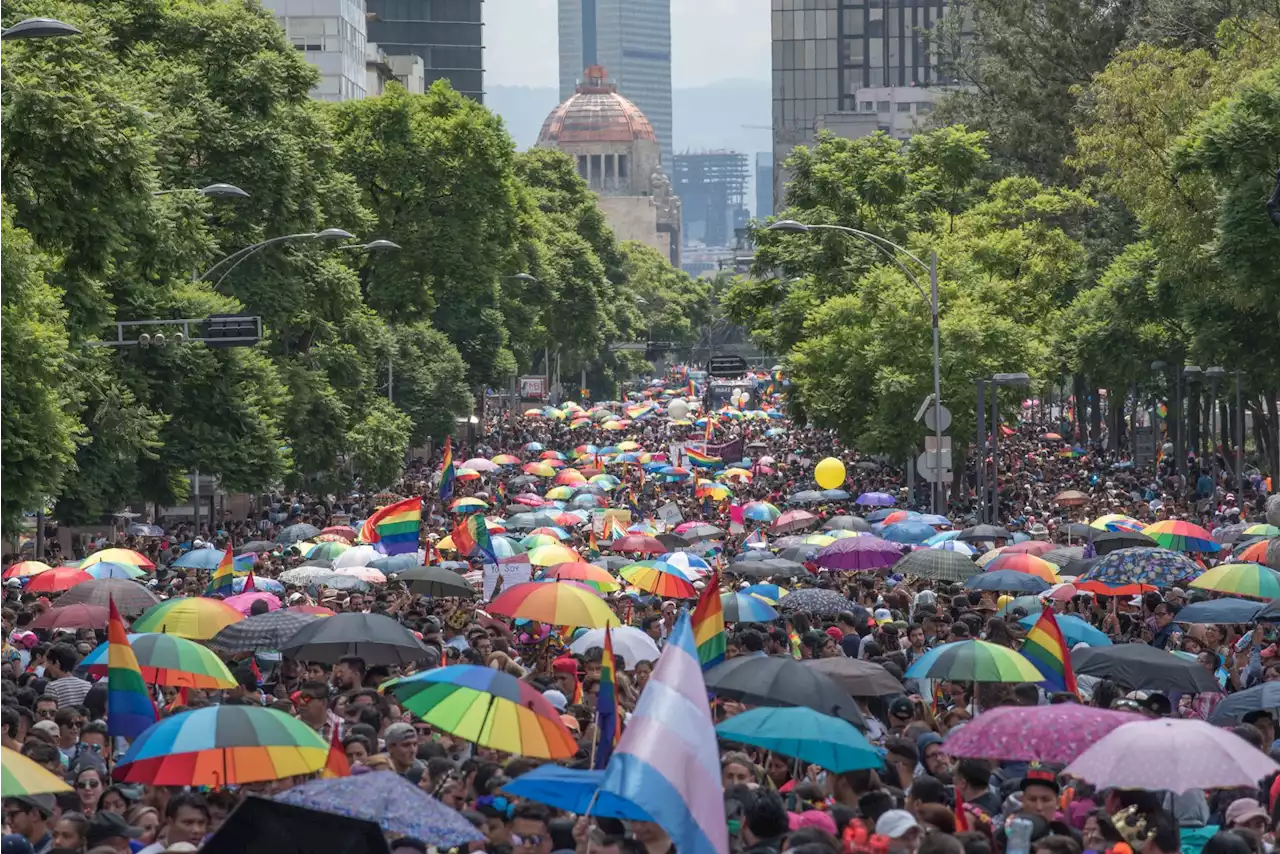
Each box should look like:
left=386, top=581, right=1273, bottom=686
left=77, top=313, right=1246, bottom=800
left=3, top=377, right=1279, bottom=854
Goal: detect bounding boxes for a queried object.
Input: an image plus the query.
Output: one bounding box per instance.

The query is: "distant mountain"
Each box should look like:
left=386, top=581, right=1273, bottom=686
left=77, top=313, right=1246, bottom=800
left=487, top=79, right=772, bottom=213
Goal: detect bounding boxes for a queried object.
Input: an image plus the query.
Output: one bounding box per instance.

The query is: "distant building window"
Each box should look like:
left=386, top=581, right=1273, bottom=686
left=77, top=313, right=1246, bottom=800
left=897, top=101, right=912, bottom=112
left=917, top=103, right=933, bottom=114
left=577, top=155, right=589, bottom=180
left=859, top=100, right=874, bottom=111
left=876, top=100, right=890, bottom=112
left=618, top=154, right=628, bottom=179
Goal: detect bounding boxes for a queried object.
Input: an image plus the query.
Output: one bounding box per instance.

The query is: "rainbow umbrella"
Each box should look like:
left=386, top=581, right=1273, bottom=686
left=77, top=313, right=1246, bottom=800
left=81, top=548, right=155, bottom=570
left=545, top=486, right=576, bottom=500
left=26, top=566, right=93, bottom=593
left=520, top=533, right=564, bottom=550
left=455, top=467, right=481, bottom=482
left=131, top=597, right=244, bottom=640
left=1091, top=515, right=1144, bottom=533
left=905, top=640, right=1045, bottom=683
left=620, top=561, right=697, bottom=598
left=1244, top=524, right=1280, bottom=538
left=2, top=560, right=51, bottom=580
left=304, top=541, right=351, bottom=561
left=742, top=501, right=781, bottom=522
left=543, top=562, right=621, bottom=592
left=78, top=633, right=237, bottom=688
left=85, top=561, right=148, bottom=580
left=527, top=543, right=581, bottom=566
left=492, top=453, right=522, bottom=466
left=113, top=706, right=329, bottom=785
left=383, top=665, right=577, bottom=759
left=742, top=584, right=790, bottom=603
left=523, top=462, right=557, bottom=478
left=1144, top=520, right=1220, bottom=553
left=721, top=592, right=779, bottom=623
left=1, top=746, right=72, bottom=796
left=487, top=581, right=620, bottom=628
left=450, top=497, right=489, bottom=513
left=1190, top=563, right=1280, bottom=600
left=984, top=553, right=1059, bottom=583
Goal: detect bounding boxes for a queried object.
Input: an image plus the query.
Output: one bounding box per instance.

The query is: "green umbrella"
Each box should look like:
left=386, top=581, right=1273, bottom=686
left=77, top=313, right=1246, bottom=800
left=905, top=640, right=1045, bottom=683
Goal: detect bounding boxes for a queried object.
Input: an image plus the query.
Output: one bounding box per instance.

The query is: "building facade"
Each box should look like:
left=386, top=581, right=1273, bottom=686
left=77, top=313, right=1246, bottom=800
left=538, top=66, right=681, bottom=267
left=755, top=152, right=774, bottom=219
left=264, top=0, right=369, bottom=101
left=558, top=0, right=673, bottom=167
left=366, top=0, right=484, bottom=101
left=367, top=42, right=428, bottom=96
left=672, top=152, right=749, bottom=250
left=771, top=0, right=967, bottom=209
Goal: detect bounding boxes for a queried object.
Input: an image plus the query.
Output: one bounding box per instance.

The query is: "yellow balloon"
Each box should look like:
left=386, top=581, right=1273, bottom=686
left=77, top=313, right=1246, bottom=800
left=814, top=457, right=846, bottom=490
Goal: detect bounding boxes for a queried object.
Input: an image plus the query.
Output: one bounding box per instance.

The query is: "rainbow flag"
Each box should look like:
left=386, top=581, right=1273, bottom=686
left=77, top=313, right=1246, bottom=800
left=360, top=496, right=422, bottom=556
left=587, top=531, right=601, bottom=559
left=597, top=613, right=728, bottom=854
left=439, top=436, right=456, bottom=502
left=686, top=449, right=722, bottom=468
left=451, top=514, right=497, bottom=565
left=690, top=571, right=726, bottom=669
left=687, top=379, right=696, bottom=397
left=788, top=628, right=802, bottom=660
left=205, top=547, right=239, bottom=596
left=107, top=598, right=158, bottom=739
left=1020, top=608, right=1078, bottom=694
left=321, top=723, right=351, bottom=778
left=704, top=414, right=715, bottom=442
left=594, top=627, right=623, bottom=769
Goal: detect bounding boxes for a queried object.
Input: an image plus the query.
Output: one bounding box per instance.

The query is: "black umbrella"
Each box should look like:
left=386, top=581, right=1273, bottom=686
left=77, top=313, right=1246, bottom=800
left=1092, top=530, right=1157, bottom=555
left=1059, top=523, right=1095, bottom=543
left=804, top=657, right=905, bottom=697
left=1071, top=644, right=1220, bottom=693
left=202, top=796, right=388, bottom=854
left=1175, top=598, right=1264, bottom=625
left=56, top=578, right=159, bottom=616
left=1042, top=546, right=1084, bottom=568
left=824, top=516, right=872, bottom=533
left=208, top=610, right=322, bottom=654
left=705, top=655, right=866, bottom=728
left=776, top=546, right=817, bottom=563
left=681, top=524, right=725, bottom=540
left=727, top=561, right=789, bottom=579
left=957, top=525, right=1013, bottom=542
left=777, top=588, right=859, bottom=618
left=1061, top=557, right=1099, bottom=577
left=894, top=549, right=977, bottom=583
left=279, top=612, right=433, bottom=665
left=657, top=533, right=691, bottom=551
left=508, top=475, right=539, bottom=487
left=397, top=565, right=476, bottom=598
left=236, top=540, right=276, bottom=555
left=276, top=523, right=320, bottom=544
left=1208, top=682, right=1280, bottom=726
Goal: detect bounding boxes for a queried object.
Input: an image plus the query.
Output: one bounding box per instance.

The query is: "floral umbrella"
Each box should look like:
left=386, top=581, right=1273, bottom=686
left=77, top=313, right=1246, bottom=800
left=944, top=704, right=1142, bottom=764
left=1075, top=547, right=1200, bottom=589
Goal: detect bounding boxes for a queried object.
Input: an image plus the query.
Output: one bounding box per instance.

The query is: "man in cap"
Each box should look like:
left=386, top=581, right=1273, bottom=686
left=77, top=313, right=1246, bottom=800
left=875, top=809, right=922, bottom=853
left=85, top=812, right=143, bottom=853
left=2, top=795, right=53, bottom=854
left=383, top=722, right=424, bottom=777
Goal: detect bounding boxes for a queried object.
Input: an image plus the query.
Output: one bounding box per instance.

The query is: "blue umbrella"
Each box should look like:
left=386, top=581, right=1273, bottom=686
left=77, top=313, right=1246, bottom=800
left=85, top=561, right=146, bottom=580
left=820, top=489, right=851, bottom=502
left=233, top=575, right=283, bottom=594
left=925, top=531, right=963, bottom=546
left=714, top=706, right=881, bottom=773
left=917, top=514, right=952, bottom=527
left=277, top=770, right=483, bottom=847
left=1018, top=613, right=1112, bottom=647
left=866, top=509, right=897, bottom=523
left=881, top=521, right=937, bottom=545
left=721, top=592, right=780, bottom=623
left=369, top=553, right=425, bottom=574
left=1174, top=598, right=1264, bottom=625
left=963, top=571, right=1050, bottom=594
left=503, top=766, right=653, bottom=821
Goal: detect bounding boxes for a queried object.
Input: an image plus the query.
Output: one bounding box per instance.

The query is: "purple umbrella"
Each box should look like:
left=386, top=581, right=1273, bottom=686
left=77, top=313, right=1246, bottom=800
left=943, top=704, right=1144, bottom=764
left=856, top=492, right=896, bottom=507
left=1064, top=718, right=1280, bottom=792
left=815, top=537, right=902, bottom=571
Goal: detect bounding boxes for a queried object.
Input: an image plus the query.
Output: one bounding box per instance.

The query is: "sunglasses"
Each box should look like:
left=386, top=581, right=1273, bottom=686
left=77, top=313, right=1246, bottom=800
left=77, top=779, right=101, bottom=790
left=63, top=721, right=83, bottom=729
left=511, top=834, right=545, bottom=846
left=36, top=709, right=57, bottom=719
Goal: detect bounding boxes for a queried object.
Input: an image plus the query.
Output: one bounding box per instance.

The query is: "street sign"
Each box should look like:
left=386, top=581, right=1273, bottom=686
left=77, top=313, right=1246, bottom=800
left=917, top=452, right=951, bottom=483
left=923, top=403, right=951, bottom=433
left=1134, top=427, right=1156, bottom=466
left=518, top=375, right=548, bottom=400
left=923, top=436, right=953, bottom=469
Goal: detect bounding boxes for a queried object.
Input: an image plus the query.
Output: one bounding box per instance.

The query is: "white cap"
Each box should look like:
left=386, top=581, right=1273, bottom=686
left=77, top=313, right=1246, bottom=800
left=876, top=810, right=920, bottom=839
left=542, top=689, right=568, bottom=712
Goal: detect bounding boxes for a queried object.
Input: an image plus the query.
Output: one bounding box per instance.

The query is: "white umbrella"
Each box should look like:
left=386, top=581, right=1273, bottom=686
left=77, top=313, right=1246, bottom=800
left=570, top=626, right=661, bottom=666
left=334, top=545, right=383, bottom=569
left=1064, top=717, right=1279, bottom=792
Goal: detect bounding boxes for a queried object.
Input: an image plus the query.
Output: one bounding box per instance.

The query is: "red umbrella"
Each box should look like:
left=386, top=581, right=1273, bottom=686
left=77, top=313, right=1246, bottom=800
left=30, top=604, right=109, bottom=630
left=319, top=526, right=357, bottom=541
left=26, top=567, right=93, bottom=593
left=608, top=535, right=666, bottom=554
left=771, top=510, right=819, bottom=534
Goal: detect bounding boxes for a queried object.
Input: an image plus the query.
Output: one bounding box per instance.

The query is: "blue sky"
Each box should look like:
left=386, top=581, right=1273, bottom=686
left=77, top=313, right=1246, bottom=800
left=485, top=0, right=772, bottom=88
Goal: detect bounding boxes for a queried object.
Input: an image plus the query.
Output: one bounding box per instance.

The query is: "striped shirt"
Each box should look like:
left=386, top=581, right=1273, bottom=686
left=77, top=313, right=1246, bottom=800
left=47, top=675, right=92, bottom=709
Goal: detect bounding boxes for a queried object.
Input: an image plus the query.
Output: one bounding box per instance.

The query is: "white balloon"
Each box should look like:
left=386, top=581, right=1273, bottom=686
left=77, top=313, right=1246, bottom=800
left=668, top=399, right=689, bottom=420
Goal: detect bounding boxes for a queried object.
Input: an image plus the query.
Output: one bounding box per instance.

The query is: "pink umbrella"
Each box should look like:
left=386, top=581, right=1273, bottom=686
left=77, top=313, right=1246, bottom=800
left=514, top=494, right=546, bottom=507
left=463, top=458, right=500, bottom=472
left=944, top=704, right=1143, bottom=764
left=1065, top=717, right=1280, bottom=792
left=222, top=592, right=282, bottom=615
left=339, top=566, right=387, bottom=583
left=772, top=509, right=819, bottom=534
left=1047, top=583, right=1078, bottom=602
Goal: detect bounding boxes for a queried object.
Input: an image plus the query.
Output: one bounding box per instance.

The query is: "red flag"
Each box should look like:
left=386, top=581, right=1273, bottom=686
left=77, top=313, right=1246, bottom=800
left=954, top=787, right=970, bottom=832
left=242, top=569, right=256, bottom=593
left=248, top=656, right=262, bottom=685
left=322, top=723, right=351, bottom=778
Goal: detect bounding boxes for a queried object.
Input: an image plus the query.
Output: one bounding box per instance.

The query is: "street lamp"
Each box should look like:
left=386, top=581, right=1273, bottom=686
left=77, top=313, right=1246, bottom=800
left=768, top=219, right=943, bottom=512
left=1, top=17, right=81, bottom=39
left=339, top=239, right=402, bottom=252
left=193, top=228, right=355, bottom=289
left=975, top=373, right=1029, bottom=523
left=1182, top=365, right=1202, bottom=476
left=152, top=183, right=250, bottom=199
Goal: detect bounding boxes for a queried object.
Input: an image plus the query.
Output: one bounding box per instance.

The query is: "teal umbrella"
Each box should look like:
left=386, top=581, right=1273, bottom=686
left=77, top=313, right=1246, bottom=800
left=714, top=706, right=880, bottom=773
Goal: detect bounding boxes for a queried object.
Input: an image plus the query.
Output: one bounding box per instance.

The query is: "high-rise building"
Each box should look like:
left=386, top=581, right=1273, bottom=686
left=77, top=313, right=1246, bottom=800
left=672, top=152, right=749, bottom=250
left=558, top=0, right=673, bottom=167
left=366, top=0, right=484, bottom=101
left=771, top=0, right=966, bottom=209
left=755, top=152, right=774, bottom=219
left=264, top=0, right=369, bottom=101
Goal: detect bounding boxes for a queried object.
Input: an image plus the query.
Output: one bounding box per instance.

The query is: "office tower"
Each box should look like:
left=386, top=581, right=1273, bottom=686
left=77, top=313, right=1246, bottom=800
left=771, top=0, right=965, bottom=210
left=366, top=0, right=485, bottom=101
left=558, top=0, right=673, bottom=167
left=672, top=152, right=749, bottom=249
left=264, top=0, right=370, bottom=101
left=755, top=152, right=774, bottom=218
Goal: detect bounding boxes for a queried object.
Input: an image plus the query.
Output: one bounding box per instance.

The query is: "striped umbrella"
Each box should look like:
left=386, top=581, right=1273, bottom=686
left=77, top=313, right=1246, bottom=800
left=894, top=549, right=978, bottom=582
left=131, top=597, right=244, bottom=640
left=1190, top=563, right=1280, bottom=600
left=1144, top=520, right=1221, bottom=553
left=905, top=640, right=1046, bottom=683
left=81, top=548, right=155, bottom=569
left=487, top=582, right=620, bottom=628
left=384, top=665, right=577, bottom=759
left=985, top=553, right=1059, bottom=583
left=543, top=562, right=621, bottom=593
left=1, top=746, right=72, bottom=796
left=113, top=706, right=329, bottom=785
left=2, top=561, right=51, bottom=580
left=77, top=633, right=237, bottom=688
left=721, top=592, right=779, bottom=623
left=620, top=561, right=697, bottom=598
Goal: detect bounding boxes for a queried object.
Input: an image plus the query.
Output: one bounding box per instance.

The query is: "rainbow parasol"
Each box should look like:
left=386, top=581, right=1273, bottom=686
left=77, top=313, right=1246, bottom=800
left=78, top=632, right=237, bottom=688
left=131, top=597, right=244, bottom=640
left=984, top=553, right=1060, bottom=583
left=2, top=561, right=51, bottom=580
left=1144, top=520, right=1220, bottom=553
left=1190, top=563, right=1280, bottom=600
left=81, top=548, right=156, bottom=569
left=2, top=746, right=73, bottom=796
left=487, top=582, right=620, bottom=628
left=620, top=561, right=697, bottom=598
left=543, top=562, right=621, bottom=592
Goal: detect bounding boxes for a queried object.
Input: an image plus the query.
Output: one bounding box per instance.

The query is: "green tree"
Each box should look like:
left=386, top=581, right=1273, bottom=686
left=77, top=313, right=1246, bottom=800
left=619, top=241, right=712, bottom=344
left=347, top=399, right=411, bottom=490
left=388, top=322, right=475, bottom=446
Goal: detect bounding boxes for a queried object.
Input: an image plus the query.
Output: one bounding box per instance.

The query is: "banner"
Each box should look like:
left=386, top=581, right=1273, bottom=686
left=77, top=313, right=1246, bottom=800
left=706, top=437, right=744, bottom=463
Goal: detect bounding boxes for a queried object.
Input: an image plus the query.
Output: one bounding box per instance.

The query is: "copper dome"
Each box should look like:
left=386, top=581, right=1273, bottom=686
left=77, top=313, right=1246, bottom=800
left=538, top=66, right=657, bottom=146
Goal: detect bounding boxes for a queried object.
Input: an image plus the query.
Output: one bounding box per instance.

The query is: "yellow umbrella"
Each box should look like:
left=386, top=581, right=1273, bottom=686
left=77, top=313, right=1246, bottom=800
left=528, top=544, right=581, bottom=566
left=2, top=746, right=73, bottom=796
left=976, top=547, right=1006, bottom=568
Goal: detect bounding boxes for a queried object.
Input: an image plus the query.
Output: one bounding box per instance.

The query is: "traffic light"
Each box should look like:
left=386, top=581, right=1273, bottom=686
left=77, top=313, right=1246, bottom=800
left=202, top=315, right=261, bottom=349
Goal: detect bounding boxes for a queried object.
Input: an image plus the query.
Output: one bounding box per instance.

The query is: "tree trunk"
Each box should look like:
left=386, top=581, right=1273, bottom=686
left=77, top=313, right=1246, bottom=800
left=1267, top=393, right=1280, bottom=487
left=1072, top=374, right=1088, bottom=443
left=952, top=443, right=968, bottom=515
left=1220, top=400, right=1234, bottom=475
left=1187, top=383, right=1201, bottom=465
left=1107, top=391, right=1123, bottom=451
left=1089, top=384, right=1103, bottom=442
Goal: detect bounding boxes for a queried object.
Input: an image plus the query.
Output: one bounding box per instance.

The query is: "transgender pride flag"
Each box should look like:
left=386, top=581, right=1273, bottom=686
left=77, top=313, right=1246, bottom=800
left=597, top=612, right=728, bottom=854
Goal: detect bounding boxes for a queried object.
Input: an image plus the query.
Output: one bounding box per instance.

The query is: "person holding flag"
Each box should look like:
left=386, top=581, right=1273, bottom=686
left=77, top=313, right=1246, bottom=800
left=439, top=435, right=456, bottom=502
left=593, top=627, right=623, bottom=769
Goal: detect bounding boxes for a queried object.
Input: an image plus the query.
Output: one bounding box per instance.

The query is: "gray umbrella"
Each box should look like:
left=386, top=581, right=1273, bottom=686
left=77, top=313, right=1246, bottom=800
left=681, top=524, right=725, bottom=540
left=208, top=610, right=321, bottom=654
left=894, top=549, right=976, bottom=582
left=1042, top=546, right=1084, bottom=567
left=804, top=658, right=905, bottom=697
left=1208, top=682, right=1280, bottom=726
left=728, top=561, right=797, bottom=579
left=957, top=524, right=1013, bottom=542
left=1072, top=644, right=1219, bottom=693
left=56, top=578, right=159, bottom=616
left=788, top=491, right=825, bottom=505
left=279, top=612, right=433, bottom=665
left=397, top=565, right=476, bottom=598
left=706, top=655, right=866, bottom=727
left=277, top=523, right=320, bottom=544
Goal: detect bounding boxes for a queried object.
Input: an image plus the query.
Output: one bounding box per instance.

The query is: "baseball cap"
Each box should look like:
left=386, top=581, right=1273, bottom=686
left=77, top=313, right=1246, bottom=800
left=12, top=794, right=54, bottom=818
left=888, top=697, right=915, bottom=720
left=873, top=608, right=893, bottom=625
left=383, top=722, right=417, bottom=745
left=1226, top=798, right=1269, bottom=827
left=86, top=812, right=143, bottom=847
left=542, top=689, right=568, bottom=712
left=559, top=714, right=581, bottom=733
left=875, top=810, right=920, bottom=839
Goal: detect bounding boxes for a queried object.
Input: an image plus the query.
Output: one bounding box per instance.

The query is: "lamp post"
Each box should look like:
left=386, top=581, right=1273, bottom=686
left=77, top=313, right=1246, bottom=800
left=1, top=17, right=81, bottom=39
left=768, top=219, right=942, bottom=512
left=192, top=228, right=356, bottom=288
left=152, top=183, right=250, bottom=199
left=1206, top=366, right=1226, bottom=494
left=1182, top=365, right=1202, bottom=476
left=986, top=373, right=1030, bottom=524
left=1235, top=369, right=1245, bottom=500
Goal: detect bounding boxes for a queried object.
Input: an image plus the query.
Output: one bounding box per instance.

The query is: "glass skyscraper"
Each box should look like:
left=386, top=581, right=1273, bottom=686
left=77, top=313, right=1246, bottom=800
left=558, top=0, right=674, bottom=168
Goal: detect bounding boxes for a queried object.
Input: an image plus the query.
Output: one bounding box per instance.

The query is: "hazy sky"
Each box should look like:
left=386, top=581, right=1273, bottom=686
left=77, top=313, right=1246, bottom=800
left=485, top=0, right=772, bottom=88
